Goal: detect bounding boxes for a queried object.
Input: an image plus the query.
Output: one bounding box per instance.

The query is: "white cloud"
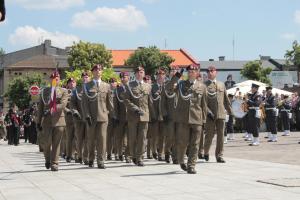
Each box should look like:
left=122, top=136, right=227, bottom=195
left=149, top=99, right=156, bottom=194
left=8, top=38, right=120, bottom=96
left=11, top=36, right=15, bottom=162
left=10, top=0, right=85, bottom=10
left=71, top=5, right=148, bottom=32
left=294, top=10, right=300, bottom=24
left=9, top=26, right=80, bottom=48
left=141, top=0, right=159, bottom=4
left=281, top=33, right=297, bottom=40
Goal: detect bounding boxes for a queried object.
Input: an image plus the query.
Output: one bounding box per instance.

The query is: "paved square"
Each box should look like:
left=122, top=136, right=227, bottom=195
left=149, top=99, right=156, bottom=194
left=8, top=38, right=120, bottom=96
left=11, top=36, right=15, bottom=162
left=1, top=132, right=300, bottom=200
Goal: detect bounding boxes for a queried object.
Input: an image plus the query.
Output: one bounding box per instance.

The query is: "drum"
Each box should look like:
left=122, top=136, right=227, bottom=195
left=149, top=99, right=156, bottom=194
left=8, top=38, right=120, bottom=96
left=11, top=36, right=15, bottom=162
left=232, top=99, right=246, bottom=118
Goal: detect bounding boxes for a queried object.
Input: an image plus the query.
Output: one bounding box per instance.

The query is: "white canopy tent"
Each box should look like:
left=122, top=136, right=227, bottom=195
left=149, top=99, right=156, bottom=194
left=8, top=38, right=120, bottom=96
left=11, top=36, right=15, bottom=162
left=227, top=80, right=293, bottom=97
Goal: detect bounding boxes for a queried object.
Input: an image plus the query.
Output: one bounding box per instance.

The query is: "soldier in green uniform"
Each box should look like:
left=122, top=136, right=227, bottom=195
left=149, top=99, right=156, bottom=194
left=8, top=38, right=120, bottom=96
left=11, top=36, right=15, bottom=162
left=82, top=64, right=114, bottom=169
left=204, top=66, right=233, bottom=162
left=163, top=66, right=180, bottom=164
left=65, top=78, right=77, bottom=162
left=167, top=65, right=207, bottom=174
left=114, top=72, right=130, bottom=162
left=122, top=66, right=154, bottom=166
left=70, top=72, right=90, bottom=164
left=150, top=68, right=167, bottom=161
left=107, top=78, right=118, bottom=160
left=37, top=71, right=68, bottom=171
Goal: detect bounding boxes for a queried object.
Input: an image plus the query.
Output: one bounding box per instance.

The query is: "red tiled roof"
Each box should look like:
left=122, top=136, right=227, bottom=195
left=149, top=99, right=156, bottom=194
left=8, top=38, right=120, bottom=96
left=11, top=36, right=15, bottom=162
left=111, top=49, right=199, bottom=67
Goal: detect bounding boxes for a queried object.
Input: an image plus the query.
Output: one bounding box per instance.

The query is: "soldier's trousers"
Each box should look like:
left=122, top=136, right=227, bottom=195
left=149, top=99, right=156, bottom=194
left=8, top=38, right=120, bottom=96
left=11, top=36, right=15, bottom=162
left=88, top=121, right=108, bottom=164
left=265, top=110, right=277, bottom=134
left=204, top=119, right=225, bottom=158
left=60, top=131, right=66, bottom=156
left=247, top=110, right=260, bottom=137
left=281, top=111, right=290, bottom=131
left=114, top=121, right=128, bottom=157
left=107, top=119, right=115, bottom=157
left=75, top=121, right=88, bottom=162
left=150, top=120, right=165, bottom=157
left=128, top=121, right=148, bottom=161
left=66, top=124, right=76, bottom=159
left=42, top=127, right=64, bottom=167
left=198, top=128, right=205, bottom=156
left=176, top=123, right=202, bottom=167
left=165, top=120, right=177, bottom=160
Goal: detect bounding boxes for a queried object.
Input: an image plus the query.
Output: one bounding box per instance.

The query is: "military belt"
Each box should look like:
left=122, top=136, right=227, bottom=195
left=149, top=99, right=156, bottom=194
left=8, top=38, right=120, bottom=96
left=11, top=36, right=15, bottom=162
left=248, top=107, right=259, bottom=110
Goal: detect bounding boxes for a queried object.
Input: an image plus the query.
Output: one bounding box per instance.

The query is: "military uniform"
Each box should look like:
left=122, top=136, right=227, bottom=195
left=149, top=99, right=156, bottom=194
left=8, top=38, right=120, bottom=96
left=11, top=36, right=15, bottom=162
left=246, top=87, right=262, bottom=145
left=122, top=79, right=154, bottom=166
left=37, top=86, right=68, bottom=171
left=162, top=79, right=178, bottom=163
left=167, top=71, right=207, bottom=173
left=114, top=84, right=129, bottom=161
left=149, top=82, right=166, bottom=161
left=204, top=79, right=232, bottom=161
left=65, top=89, right=77, bottom=162
left=70, top=85, right=89, bottom=164
left=264, top=87, right=278, bottom=142
left=82, top=79, right=114, bottom=168
left=280, top=96, right=292, bottom=136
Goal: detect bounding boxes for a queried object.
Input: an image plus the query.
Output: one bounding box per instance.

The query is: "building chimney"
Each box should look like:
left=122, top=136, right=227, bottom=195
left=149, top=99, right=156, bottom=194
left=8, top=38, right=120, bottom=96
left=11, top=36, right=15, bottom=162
left=209, top=59, right=214, bottom=61
left=219, top=56, right=225, bottom=61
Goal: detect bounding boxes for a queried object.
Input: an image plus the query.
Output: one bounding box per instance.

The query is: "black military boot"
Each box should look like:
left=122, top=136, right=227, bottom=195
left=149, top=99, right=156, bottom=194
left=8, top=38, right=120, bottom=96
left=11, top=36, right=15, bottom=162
left=75, top=158, right=82, bottom=164
left=216, top=157, right=226, bottom=163
left=165, top=154, right=170, bottom=163
left=97, top=162, right=106, bottom=169
left=132, top=158, right=137, bottom=165
left=137, top=161, right=145, bottom=167
left=66, top=157, right=72, bottom=163
left=119, top=155, right=124, bottom=161
left=51, top=165, right=58, bottom=171
left=152, top=153, right=158, bottom=160
left=88, top=161, right=94, bottom=168
left=180, top=163, right=187, bottom=171
left=158, top=155, right=163, bottom=161
left=204, top=154, right=209, bottom=161
left=198, top=153, right=204, bottom=159
left=45, top=162, right=50, bottom=169
left=107, top=154, right=112, bottom=161
left=187, top=167, right=197, bottom=174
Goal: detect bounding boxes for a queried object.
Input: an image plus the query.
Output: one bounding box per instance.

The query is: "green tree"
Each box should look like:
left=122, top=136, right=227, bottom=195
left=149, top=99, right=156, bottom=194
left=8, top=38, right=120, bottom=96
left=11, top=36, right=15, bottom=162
left=240, top=60, right=272, bottom=85
left=285, top=40, right=300, bottom=81
left=125, top=46, right=175, bottom=76
left=67, top=41, right=113, bottom=71
left=5, top=73, right=46, bottom=109
left=0, top=48, right=5, bottom=55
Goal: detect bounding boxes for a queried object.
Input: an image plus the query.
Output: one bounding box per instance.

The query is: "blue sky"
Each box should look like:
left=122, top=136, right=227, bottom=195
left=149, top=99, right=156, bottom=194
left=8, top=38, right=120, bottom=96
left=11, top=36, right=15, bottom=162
left=1, top=0, right=300, bottom=61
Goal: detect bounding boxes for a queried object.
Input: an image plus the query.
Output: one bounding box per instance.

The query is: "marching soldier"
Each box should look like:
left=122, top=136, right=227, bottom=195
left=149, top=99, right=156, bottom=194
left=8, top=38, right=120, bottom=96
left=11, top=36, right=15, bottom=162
left=65, top=78, right=77, bottom=162
left=122, top=66, right=154, bottom=166
left=149, top=68, right=167, bottom=161
left=37, top=71, right=68, bottom=171
left=82, top=64, right=114, bottom=169
left=107, top=78, right=118, bottom=160
left=114, top=71, right=130, bottom=162
left=163, top=66, right=179, bottom=164
left=204, top=66, right=232, bottom=162
left=246, top=83, right=262, bottom=146
left=167, top=65, right=207, bottom=174
left=280, top=95, right=292, bottom=136
left=4, top=109, right=13, bottom=145
left=70, top=72, right=90, bottom=165
left=264, top=86, right=278, bottom=142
